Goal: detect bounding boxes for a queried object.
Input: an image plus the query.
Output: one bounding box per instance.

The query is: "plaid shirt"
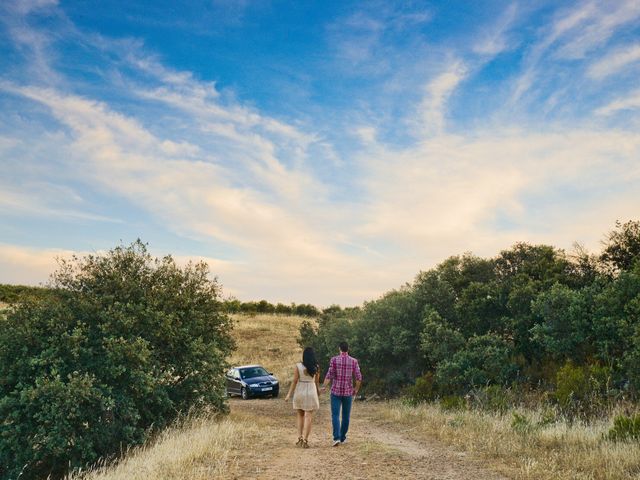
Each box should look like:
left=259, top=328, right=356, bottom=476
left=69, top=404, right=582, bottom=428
left=324, top=352, right=362, bottom=396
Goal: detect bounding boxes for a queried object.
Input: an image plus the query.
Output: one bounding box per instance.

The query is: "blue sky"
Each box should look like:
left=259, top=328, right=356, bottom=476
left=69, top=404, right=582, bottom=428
left=1, top=0, right=640, bottom=306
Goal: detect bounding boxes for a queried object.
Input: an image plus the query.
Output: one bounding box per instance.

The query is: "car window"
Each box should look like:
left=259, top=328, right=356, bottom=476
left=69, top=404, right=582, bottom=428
left=240, top=367, right=269, bottom=379
left=233, top=370, right=241, bottom=379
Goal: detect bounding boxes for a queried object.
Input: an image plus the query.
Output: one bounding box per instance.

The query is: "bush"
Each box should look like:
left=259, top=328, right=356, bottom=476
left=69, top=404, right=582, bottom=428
left=0, top=241, right=234, bottom=479
left=405, top=373, right=436, bottom=404
left=469, top=385, right=516, bottom=412
left=554, top=362, right=613, bottom=416
left=607, top=413, right=640, bottom=442
left=511, top=412, right=536, bottom=435
left=435, top=333, right=517, bottom=394
left=440, top=395, right=467, bottom=411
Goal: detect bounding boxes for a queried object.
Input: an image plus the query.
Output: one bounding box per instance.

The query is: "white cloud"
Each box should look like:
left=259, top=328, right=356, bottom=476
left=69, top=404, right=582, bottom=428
left=588, top=43, right=640, bottom=79
left=595, top=89, right=640, bottom=115
left=419, top=62, right=467, bottom=135
left=510, top=1, right=640, bottom=103
left=473, top=3, right=519, bottom=56
left=357, top=128, right=640, bottom=263
left=555, top=0, right=640, bottom=59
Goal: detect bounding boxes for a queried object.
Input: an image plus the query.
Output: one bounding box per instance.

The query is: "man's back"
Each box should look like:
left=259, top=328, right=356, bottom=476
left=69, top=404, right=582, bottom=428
left=326, top=352, right=362, bottom=396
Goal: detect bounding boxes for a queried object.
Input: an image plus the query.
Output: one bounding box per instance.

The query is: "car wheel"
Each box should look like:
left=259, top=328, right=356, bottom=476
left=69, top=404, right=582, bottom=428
left=241, top=387, right=249, bottom=400
left=272, top=390, right=279, bottom=398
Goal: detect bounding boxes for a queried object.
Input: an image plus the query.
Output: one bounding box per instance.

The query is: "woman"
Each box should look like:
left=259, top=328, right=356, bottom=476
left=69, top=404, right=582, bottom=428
left=284, top=347, right=320, bottom=448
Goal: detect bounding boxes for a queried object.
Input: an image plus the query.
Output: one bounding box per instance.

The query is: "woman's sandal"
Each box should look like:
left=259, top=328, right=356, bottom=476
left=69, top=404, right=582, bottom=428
left=296, top=436, right=304, bottom=446
left=302, top=439, right=309, bottom=449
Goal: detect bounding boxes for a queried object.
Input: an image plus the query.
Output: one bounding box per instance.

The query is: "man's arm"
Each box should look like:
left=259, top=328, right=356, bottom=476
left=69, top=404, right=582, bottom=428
left=353, top=379, right=361, bottom=397
left=353, top=360, right=362, bottom=397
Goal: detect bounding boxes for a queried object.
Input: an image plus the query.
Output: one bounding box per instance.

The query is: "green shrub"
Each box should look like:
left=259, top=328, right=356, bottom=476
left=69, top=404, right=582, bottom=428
left=607, top=413, right=640, bottom=442
left=554, top=362, right=612, bottom=416
left=435, top=333, right=518, bottom=394
left=0, top=241, right=234, bottom=479
left=405, top=373, right=436, bottom=404
left=511, top=412, right=536, bottom=435
left=440, top=395, right=467, bottom=411
left=470, top=385, right=515, bottom=412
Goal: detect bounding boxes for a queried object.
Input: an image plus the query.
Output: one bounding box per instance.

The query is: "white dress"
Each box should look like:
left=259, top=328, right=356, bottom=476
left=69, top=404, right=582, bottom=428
left=292, top=363, right=320, bottom=411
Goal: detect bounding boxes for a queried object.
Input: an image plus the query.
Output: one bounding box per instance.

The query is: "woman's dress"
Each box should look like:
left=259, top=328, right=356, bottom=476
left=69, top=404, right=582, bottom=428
left=292, top=363, right=319, bottom=411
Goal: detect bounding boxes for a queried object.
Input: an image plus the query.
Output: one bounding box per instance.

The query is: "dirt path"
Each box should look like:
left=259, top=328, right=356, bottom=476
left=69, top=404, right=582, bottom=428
left=228, top=396, right=510, bottom=480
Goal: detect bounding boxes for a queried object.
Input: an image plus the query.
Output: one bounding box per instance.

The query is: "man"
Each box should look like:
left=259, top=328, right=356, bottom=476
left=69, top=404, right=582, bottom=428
left=321, top=341, right=362, bottom=446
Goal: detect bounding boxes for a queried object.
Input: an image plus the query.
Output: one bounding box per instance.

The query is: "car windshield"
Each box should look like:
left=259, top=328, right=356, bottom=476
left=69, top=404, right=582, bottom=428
left=240, top=367, right=269, bottom=379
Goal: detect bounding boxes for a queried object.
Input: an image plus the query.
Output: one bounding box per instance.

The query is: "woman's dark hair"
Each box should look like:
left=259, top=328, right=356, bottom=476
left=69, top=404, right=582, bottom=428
left=302, top=347, right=318, bottom=376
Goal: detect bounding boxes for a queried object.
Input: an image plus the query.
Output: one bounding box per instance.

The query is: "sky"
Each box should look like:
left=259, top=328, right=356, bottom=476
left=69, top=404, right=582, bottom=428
left=1, top=0, right=640, bottom=306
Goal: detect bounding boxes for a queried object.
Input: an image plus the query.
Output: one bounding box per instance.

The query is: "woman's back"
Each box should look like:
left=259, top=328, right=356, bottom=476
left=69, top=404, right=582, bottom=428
left=296, top=363, right=315, bottom=382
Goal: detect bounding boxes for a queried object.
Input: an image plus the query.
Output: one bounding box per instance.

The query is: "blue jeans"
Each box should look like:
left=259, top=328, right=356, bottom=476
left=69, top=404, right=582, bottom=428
left=330, top=394, right=353, bottom=442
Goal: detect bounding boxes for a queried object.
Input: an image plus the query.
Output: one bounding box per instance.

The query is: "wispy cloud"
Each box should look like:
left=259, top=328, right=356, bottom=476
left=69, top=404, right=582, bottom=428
left=596, top=89, right=640, bottom=115
left=472, top=3, right=519, bottom=56
left=418, top=62, right=467, bottom=135
left=510, top=1, right=640, bottom=105
left=554, top=0, right=640, bottom=59
left=588, top=43, right=640, bottom=79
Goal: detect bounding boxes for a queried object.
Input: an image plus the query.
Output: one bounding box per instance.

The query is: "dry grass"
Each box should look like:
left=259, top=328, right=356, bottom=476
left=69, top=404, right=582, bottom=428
left=229, top=314, right=312, bottom=385
left=378, top=402, right=640, bottom=480
left=70, top=414, right=259, bottom=480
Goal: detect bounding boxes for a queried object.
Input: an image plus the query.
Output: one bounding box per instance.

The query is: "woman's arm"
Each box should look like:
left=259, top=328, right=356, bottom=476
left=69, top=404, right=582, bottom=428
left=314, top=370, right=320, bottom=395
left=284, top=366, right=299, bottom=401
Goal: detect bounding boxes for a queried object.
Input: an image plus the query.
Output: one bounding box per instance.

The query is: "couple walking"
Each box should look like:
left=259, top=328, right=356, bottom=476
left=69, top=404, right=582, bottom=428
left=284, top=342, right=362, bottom=448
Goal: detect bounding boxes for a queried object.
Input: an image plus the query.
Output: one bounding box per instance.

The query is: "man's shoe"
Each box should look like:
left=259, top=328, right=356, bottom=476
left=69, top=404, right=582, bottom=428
left=332, top=440, right=340, bottom=447
left=340, top=438, right=347, bottom=444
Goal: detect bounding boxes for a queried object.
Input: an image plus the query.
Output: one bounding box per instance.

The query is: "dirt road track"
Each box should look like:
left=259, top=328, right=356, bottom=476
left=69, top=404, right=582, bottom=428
left=229, top=396, right=510, bottom=480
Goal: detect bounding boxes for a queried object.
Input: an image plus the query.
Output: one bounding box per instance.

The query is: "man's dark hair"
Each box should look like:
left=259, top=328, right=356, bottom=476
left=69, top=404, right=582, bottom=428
left=339, top=341, right=349, bottom=352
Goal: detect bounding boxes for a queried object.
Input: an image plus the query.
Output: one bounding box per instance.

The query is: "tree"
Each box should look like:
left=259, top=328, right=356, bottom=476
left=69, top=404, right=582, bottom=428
left=530, top=283, right=591, bottom=363
left=0, top=241, right=234, bottom=479
left=420, top=309, right=465, bottom=367
left=435, top=333, right=517, bottom=394
left=601, top=220, right=640, bottom=273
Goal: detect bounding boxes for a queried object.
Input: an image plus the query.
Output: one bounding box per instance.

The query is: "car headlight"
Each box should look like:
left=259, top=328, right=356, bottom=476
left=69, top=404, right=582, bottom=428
left=272, top=380, right=279, bottom=385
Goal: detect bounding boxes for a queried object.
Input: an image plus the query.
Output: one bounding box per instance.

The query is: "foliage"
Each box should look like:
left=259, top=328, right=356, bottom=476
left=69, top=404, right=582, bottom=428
left=0, top=283, right=56, bottom=303
left=440, top=395, right=467, bottom=411
left=405, top=372, right=436, bottom=404
left=601, top=220, right=640, bottom=273
left=554, top=362, right=613, bottom=416
left=468, top=385, right=517, bottom=413
left=223, top=298, right=320, bottom=316
left=299, top=220, right=640, bottom=407
left=607, top=413, right=640, bottom=442
left=511, top=412, right=536, bottom=435
left=0, top=241, right=234, bottom=479
left=435, top=333, right=518, bottom=394
left=530, top=283, right=591, bottom=362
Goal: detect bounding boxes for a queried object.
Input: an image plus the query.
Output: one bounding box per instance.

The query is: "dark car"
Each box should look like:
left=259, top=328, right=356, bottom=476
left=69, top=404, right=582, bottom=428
left=225, top=365, right=279, bottom=399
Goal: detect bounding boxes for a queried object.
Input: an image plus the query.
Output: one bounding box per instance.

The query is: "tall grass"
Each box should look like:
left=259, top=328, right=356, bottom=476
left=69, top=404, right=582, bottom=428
left=69, top=414, right=259, bottom=480
left=378, top=401, right=640, bottom=480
